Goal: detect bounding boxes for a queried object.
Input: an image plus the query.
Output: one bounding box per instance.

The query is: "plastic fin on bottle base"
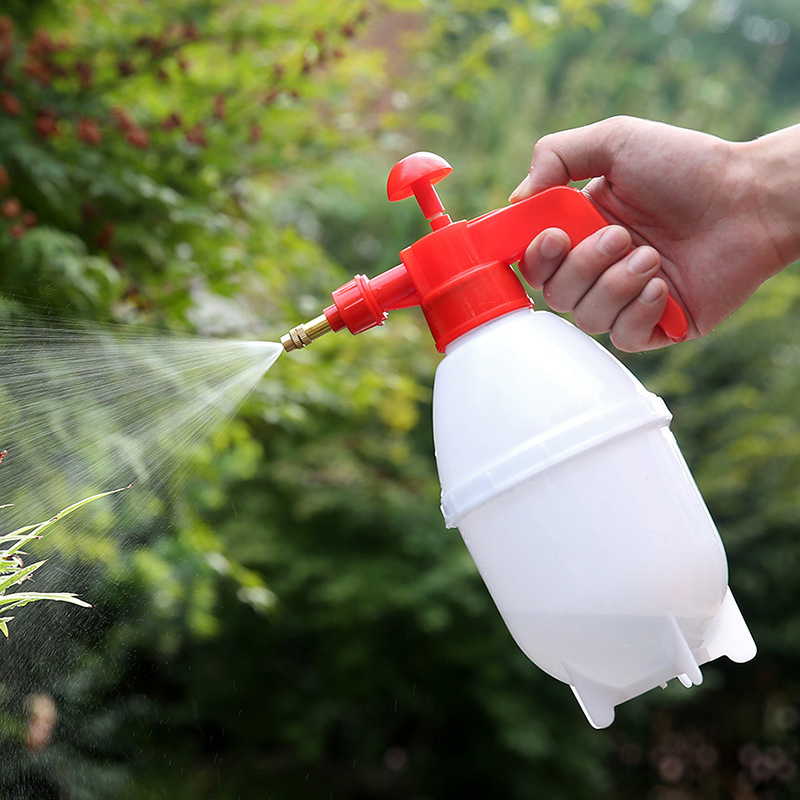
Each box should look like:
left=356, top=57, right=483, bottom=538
left=697, top=588, right=758, bottom=665
left=667, top=611, right=704, bottom=687
left=565, top=665, right=625, bottom=730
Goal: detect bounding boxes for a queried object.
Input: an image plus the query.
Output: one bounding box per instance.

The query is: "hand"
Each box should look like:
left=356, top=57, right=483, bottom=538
left=511, top=116, right=800, bottom=351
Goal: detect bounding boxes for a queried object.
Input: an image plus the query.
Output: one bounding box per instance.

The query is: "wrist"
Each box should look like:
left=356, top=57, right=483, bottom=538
left=739, top=125, right=800, bottom=271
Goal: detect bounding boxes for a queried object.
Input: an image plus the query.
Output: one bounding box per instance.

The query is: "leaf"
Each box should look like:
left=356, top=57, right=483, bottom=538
left=0, top=560, right=45, bottom=593
left=2, top=484, right=132, bottom=558
left=0, top=618, right=10, bottom=637
left=0, top=524, right=39, bottom=543
left=0, top=592, right=93, bottom=611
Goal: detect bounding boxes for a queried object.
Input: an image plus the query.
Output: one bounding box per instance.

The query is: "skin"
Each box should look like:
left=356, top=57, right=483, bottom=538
left=510, top=116, right=800, bottom=351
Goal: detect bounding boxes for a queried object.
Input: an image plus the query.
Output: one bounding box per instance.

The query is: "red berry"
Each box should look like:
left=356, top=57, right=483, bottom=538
left=213, top=93, right=225, bottom=120
left=125, top=127, right=149, bottom=148
left=0, top=92, right=20, bottom=116
left=75, top=61, right=93, bottom=90
left=2, top=197, right=20, bottom=218
left=150, top=36, right=166, bottom=58
left=262, top=88, right=280, bottom=105
left=33, top=30, right=52, bottom=52
left=185, top=123, right=207, bottom=147
left=24, top=61, right=53, bottom=86
left=111, top=107, right=134, bottom=132
left=94, top=221, right=116, bottom=250
left=161, top=112, right=182, bottom=131
left=34, top=110, right=58, bottom=137
left=77, top=117, right=102, bottom=145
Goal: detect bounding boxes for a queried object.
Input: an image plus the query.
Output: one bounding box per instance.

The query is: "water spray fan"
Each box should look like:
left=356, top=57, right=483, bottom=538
left=281, top=152, right=756, bottom=728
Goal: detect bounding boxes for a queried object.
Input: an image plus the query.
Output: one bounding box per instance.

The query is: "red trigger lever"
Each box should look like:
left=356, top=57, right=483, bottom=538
left=468, top=185, right=689, bottom=344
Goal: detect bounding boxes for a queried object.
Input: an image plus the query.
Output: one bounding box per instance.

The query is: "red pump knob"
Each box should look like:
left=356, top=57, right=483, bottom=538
left=387, top=152, right=453, bottom=230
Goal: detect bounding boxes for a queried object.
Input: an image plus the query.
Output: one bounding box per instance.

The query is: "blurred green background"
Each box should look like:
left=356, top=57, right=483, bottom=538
left=1, top=0, right=800, bottom=797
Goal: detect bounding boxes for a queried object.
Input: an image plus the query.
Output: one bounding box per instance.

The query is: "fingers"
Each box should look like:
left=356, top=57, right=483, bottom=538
left=519, top=228, right=573, bottom=289
left=610, top=278, right=670, bottom=352
left=520, top=225, right=672, bottom=349
left=571, top=245, right=661, bottom=335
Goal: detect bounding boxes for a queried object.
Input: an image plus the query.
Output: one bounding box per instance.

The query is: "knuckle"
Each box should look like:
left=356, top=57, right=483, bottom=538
left=609, top=332, right=635, bottom=353
left=603, top=274, right=635, bottom=305
left=542, top=285, right=569, bottom=313
left=573, top=308, right=607, bottom=336
left=533, top=133, right=557, bottom=159
left=609, top=326, right=645, bottom=353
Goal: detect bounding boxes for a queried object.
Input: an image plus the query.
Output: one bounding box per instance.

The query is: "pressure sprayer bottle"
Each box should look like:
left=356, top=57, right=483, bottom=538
left=280, top=152, right=756, bottom=728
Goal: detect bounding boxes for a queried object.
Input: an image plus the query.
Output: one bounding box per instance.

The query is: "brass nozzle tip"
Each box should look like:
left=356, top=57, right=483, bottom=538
left=281, top=313, right=333, bottom=352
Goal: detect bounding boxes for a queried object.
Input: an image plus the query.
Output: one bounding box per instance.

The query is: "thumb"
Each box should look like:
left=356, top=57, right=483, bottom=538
left=509, top=117, right=631, bottom=201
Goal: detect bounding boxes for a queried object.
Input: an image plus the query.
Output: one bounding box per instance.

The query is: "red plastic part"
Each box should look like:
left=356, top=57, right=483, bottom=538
left=325, top=152, right=689, bottom=351
left=324, top=265, right=419, bottom=335
left=386, top=152, right=452, bottom=201
left=387, top=152, right=453, bottom=230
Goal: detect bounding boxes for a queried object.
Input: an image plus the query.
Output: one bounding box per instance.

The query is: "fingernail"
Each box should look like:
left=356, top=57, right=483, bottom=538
left=540, top=231, right=568, bottom=259
left=639, top=278, right=663, bottom=304
left=509, top=174, right=534, bottom=203
left=598, top=226, right=629, bottom=256
left=627, top=247, right=659, bottom=276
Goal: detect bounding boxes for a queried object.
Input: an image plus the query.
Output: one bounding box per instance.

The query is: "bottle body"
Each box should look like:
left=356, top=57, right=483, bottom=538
left=433, top=308, right=755, bottom=728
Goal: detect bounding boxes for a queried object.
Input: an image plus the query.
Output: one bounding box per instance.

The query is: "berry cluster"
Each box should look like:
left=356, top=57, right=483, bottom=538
left=0, top=8, right=374, bottom=153
left=0, top=4, right=375, bottom=252
left=0, top=165, right=36, bottom=239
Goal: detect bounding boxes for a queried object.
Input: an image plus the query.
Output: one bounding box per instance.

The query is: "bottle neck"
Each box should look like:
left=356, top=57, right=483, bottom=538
left=443, top=306, right=535, bottom=355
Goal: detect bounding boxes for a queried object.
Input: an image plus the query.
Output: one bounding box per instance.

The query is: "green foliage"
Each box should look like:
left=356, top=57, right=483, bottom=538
left=2, top=0, right=800, bottom=798
left=0, top=486, right=128, bottom=636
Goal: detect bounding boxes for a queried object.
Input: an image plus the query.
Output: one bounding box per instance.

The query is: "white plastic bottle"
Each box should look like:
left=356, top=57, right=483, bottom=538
left=281, top=151, right=757, bottom=728
left=433, top=307, right=756, bottom=728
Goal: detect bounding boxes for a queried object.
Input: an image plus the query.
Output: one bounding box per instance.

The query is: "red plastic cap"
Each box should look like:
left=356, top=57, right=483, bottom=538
left=386, top=152, right=452, bottom=201
left=388, top=152, right=453, bottom=230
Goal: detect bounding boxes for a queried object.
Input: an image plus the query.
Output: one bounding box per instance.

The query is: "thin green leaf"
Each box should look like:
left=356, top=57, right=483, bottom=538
left=0, top=560, right=45, bottom=593
left=0, top=618, right=10, bottom=637
left=0, top=592, right=93, bottom=611
left=3, top=484, right=132, bottom=557
left=0, top=524, right=39, bottom=542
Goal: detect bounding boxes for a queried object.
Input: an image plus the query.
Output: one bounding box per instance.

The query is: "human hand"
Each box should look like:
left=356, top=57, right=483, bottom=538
left=511, top=116, right=800, bottom=351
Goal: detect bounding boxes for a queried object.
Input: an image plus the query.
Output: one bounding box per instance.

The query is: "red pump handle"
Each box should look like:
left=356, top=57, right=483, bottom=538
left=467, top=186, right=688, bottom=342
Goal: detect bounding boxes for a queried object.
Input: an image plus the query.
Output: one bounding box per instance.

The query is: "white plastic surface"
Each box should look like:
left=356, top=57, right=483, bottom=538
left=433, top=308, right=756, bottom=728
